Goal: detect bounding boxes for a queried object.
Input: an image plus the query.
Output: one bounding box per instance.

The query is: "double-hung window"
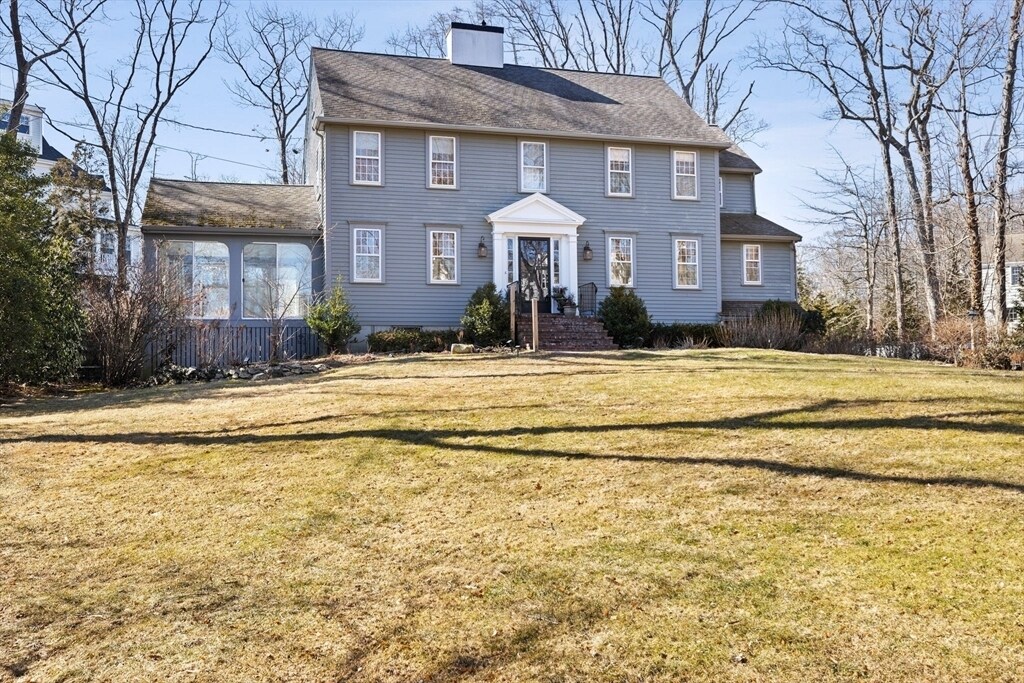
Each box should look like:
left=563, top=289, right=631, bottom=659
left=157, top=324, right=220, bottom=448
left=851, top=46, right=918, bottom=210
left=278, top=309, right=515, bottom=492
left=162, top=240, right=231, bottom=318
left=429, top=229, right=458, bottom=283
left=607, top=146, right=632, bottom=196
left=609, top=236, right=634, bottom=287
left=673, top=150, right=698, bottom=199
left=743, top=244, right=762, bottom=285
left=520, top=141, right=547, bottom=192
left=353, top=227, right=383, bottom=283
left=429, top=136, right=456, bottom=188
left=242, top=243, right=312, bottom=319
left=1011, top=265, right=1023, bottom=286
left=353, top=131, right=382, bottom=185
left=675, top=239, right=699, bottom=289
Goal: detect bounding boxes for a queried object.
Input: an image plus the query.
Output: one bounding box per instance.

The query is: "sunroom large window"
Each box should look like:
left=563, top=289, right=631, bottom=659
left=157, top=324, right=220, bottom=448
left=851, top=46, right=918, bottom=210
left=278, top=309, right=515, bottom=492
left=242, top=242, right=312, bottom=319
left=162, top=240, right=230, bottom=318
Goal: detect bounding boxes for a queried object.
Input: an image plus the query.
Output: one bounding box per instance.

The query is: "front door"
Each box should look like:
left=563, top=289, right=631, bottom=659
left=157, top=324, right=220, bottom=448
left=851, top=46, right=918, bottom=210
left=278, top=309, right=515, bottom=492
left=518, top=237, right=551, bottom=309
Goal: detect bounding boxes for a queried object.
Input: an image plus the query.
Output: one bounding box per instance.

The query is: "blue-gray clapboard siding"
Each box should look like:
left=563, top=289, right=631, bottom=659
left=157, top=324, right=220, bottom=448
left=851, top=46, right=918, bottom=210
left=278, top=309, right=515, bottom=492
left=720, top=241, right=797, bottom=302
left=721, top=173, right=755, bottom=214
left=324, top=125, right=723, bottom=327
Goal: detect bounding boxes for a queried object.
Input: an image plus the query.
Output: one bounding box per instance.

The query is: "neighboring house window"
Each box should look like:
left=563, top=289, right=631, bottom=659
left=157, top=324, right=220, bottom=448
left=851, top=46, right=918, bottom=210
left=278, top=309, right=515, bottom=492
left=675, top=239, right=699, bottom=288
left=242, top=243, right=312, bottom=319
left=1009, top=309, right=1020, bottom=322
left=743, top=244, right=762, bottom=285
left=429, top=135, right=456, bottom=188
left=608, top=236, right=634, bottom=287
left=1011, top=266, right=1023, bottom=286
left=607, top=146, right=632, bottom=196
left=99, top=232, right=116, bottom=271
left=0, top=112, right=29, bottom=134
left=520, top=141, right=547, bottom=192
left=429, top=230, right=458, bottom=283
left=673, top=150, right=698, bottom=199
left=162, top=240, right=230, bottom=318
left=353, top=227, right=383, bottom=282
left=353, top=131, right=382, bottom=185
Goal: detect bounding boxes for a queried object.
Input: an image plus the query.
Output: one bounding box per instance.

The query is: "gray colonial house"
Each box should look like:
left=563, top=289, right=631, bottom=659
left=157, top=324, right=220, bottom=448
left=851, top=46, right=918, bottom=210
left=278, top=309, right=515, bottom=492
left=141, top=23, right=800, bottom=354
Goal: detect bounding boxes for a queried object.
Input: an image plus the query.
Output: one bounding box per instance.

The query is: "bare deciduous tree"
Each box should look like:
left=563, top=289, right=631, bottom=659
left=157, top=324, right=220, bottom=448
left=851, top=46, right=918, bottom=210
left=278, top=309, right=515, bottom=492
left=41, top=0, right=227, bottom=287
left=218, top=4, right=363, bottom=185
left=1, top=0, right=104, bottom=134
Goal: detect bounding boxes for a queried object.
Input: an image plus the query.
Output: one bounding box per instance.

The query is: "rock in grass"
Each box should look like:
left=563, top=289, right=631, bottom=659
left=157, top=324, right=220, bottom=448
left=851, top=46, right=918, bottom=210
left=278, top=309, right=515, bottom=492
left=451, top=343, right=475, bottom=354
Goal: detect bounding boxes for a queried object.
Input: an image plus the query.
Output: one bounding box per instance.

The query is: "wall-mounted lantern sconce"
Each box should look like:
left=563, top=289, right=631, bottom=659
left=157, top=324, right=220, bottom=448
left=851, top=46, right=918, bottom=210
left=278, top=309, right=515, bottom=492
left=582, top=241, right=593, bottom=261
left=477, top=236, right=488, bottom=258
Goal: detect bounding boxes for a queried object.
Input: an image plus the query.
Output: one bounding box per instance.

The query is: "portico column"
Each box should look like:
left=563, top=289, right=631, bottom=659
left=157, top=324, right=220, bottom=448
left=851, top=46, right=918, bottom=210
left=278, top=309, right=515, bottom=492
left=491, top=230, right=506, bottom=288
left=567, top=232, right=579, bottom=302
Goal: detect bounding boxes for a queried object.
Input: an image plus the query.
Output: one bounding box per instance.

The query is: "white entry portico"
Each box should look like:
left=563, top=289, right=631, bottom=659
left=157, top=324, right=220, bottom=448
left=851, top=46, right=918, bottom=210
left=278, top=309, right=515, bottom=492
left=486, top=193, right=587, bottom=307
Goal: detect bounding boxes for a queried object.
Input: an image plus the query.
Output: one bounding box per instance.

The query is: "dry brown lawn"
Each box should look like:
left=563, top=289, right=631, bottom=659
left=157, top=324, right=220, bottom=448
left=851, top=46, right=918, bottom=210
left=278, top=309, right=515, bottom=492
left=1, top=349, right=1023, bottom=682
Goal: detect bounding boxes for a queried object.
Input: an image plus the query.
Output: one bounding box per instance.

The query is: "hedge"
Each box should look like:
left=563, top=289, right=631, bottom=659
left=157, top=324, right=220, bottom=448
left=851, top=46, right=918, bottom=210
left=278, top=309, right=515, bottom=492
left=366, top=328, right=462, bottom=354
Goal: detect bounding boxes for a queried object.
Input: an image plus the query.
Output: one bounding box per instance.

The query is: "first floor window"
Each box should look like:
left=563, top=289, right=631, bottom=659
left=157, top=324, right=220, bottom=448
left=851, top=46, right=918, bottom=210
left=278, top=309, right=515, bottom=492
left=675, top=239, right=699, bottom=288
left=353, top=227, right=383, bottom=282
left=743, top=244, right=762, bottom=285
left=506, top=238, right=515, bottom=284
left=607, top=147, right=632, bottom=196
left=242, top=242, right=312, bottom=319
left=521, top=141, right=547, bottom=192
left=673, top=150, right=698, bottom=199
left=353, top=131, right=381, bottom=184
left=430, top=230, right=457, bottom=283
left=162, top=240, right=230, bottom=318
left=429, top=136, right=456, bottom=187
left=609, top=236, right=634, bottom=287
left=1012, top=265, right=1023, bottom=286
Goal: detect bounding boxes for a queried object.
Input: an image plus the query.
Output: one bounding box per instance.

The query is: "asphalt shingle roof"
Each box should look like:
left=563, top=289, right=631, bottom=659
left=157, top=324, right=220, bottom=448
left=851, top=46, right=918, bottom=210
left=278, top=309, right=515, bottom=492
left=142, top=179, right=319, bottom=230
left=720, top=213, right=801, bottom=241
left=981, top=231, right=1024, bottom=263
left=720, top=144, right=761, bottom=173
left=311, top=49, right=735, bottom=147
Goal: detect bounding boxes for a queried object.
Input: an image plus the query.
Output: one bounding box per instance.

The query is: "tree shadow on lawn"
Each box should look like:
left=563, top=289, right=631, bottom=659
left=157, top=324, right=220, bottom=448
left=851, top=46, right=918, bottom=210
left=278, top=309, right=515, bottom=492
left=6, top=398, right=1023, bottom=494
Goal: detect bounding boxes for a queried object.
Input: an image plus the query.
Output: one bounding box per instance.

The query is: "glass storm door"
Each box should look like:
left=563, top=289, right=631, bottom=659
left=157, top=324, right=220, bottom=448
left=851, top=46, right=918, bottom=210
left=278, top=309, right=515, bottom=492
left=518, top=237, right=551, bottom=308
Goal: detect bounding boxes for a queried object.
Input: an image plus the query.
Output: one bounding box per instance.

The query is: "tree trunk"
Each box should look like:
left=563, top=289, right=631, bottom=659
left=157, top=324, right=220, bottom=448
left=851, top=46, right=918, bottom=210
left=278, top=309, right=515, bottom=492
left=279, top=134, right=290, bottom=184
left=879, top=141, right=906, bottom=341
left=956, top=104, right=984, bottom=330
left=992, top=0, right=1023, bottom=332
left=896, top=144, right=942, bottom=334
left=4, top=0, right=30, bottom=135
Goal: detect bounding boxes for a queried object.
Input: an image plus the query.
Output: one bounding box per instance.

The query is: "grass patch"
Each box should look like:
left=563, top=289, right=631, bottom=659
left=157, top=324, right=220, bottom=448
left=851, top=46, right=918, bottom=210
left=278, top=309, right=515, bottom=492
left=1, top=350, right=1023, bottom=681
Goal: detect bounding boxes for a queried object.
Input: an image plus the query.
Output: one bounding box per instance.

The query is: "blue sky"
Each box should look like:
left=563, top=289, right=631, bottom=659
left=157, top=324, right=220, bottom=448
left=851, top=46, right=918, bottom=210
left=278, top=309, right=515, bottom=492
left=1, top=0, right=879, bottom=241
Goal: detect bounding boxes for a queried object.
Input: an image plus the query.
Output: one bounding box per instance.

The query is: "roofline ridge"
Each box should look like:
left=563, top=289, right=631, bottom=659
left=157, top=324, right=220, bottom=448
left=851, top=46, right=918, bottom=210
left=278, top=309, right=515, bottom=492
left=150, top=177, right=314, bottom=188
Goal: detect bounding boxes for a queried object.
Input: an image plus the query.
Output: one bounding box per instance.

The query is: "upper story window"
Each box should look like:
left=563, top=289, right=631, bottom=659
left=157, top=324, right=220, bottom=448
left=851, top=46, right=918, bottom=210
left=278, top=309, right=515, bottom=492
left=607, top=146, right=633, bottom=196
left=675, top=238, right=699, bottom=289
left=1011, top=265, right=1023, bottom=286
left=429, top=229, right=458, bottom=283
left=242, top=242, right=312, bottom=319
left=673, top=150, right=698, bottom=199
left=429, top=135, right=456, bottom=188
left=608, top=236, right=634, bottom=287
left=353, top=131, right=382, bottom=185
left=520, top=141, right=547, bottom=192
left=0, top=112, right=29, bottom=135
left=353, top=227, right=383, bottom=283
left=162, top=239, right=230, bottom=319
left=743, top=244, right=762, bottom=285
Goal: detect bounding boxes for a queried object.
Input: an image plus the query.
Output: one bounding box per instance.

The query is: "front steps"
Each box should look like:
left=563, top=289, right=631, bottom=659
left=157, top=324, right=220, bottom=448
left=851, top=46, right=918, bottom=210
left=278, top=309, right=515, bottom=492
left=516, top=313, right=618, bottom=351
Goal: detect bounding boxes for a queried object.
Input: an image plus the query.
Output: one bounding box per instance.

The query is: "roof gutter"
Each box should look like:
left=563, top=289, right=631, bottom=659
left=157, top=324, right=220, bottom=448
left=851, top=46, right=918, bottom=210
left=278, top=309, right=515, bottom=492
left=720, top=233, right=801, bottom=243
left=141, top=225, right=321, bottom=238
left=315, top=116, right=734, bottom=150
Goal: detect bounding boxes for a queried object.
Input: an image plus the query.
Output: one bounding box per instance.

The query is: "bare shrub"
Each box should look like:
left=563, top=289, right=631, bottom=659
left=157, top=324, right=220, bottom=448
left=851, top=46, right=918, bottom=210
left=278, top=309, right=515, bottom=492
left=925, top=318, right=974, bottom=366
left=83, top=270, right=193, bottom=387
left=722, top=309, right=804, bottom=351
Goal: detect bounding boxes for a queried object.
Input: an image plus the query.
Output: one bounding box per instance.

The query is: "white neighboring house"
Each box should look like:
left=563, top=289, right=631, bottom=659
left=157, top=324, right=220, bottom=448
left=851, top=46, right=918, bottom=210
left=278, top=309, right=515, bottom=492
left=981, top=232, right=1023, bottom=330
left=2, top=101, right=141, bottom=275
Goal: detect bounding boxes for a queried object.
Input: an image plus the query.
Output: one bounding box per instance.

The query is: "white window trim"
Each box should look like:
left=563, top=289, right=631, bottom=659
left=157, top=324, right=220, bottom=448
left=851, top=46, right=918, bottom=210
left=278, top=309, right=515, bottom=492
left=241, top=241, right=313, bottom=320
left=606, top=145, right=633, bottom=197
left=427, top=228, right=459, bottom=285
left=164, top=239, right=230, bottom=320
left=352, top=130, right=382, bottom=186
left=352, top=226, right=384, bottom=283
left=427, top=135, right=457, bottom=189
left=743, top=243, right=762, bottom=286
left=672, top=149, right=699, bottom=200
left=674, top=238, right=700, bottom=290
left=519, top=140, right=548, bottom=193
left=607, top=235, right=635, bottom=288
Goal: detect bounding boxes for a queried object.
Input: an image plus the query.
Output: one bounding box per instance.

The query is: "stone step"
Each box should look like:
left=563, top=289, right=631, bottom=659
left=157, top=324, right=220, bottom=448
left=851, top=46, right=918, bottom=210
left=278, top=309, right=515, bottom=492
left=515, top=314, right=617, bottom=351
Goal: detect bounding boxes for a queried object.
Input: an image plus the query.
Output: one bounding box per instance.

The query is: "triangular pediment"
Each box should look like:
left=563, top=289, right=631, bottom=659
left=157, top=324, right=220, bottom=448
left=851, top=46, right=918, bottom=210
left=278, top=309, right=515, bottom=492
left=486, top=193, right=586, bottom=227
